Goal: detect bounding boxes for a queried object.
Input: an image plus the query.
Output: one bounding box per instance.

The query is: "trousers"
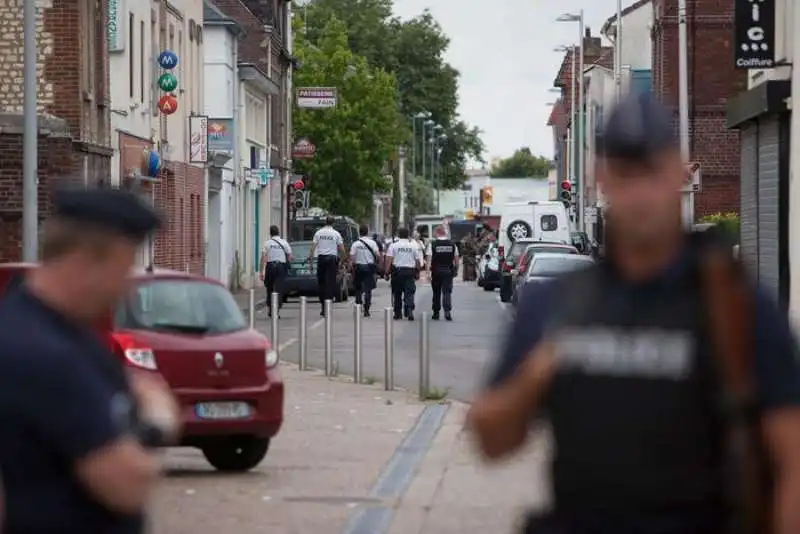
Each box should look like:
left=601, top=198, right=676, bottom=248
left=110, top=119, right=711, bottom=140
left=431, top=271, right=454, bottom=312
left=391, top=267, right=416, bottom=316
left=316, top=255, right=339, bottom=310
left=264, top=262, right=288, bottom=311
left=353, top=264, right=376, bottom=311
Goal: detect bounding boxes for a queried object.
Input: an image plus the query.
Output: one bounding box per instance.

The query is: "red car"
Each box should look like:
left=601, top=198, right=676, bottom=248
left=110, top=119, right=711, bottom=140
left=0, top=264, right=284, bottom=472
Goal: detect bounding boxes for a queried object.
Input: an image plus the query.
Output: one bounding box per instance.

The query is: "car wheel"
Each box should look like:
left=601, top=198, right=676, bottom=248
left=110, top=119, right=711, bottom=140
left=506, top=220, right=532, bottom=242
left=202, top=437, right=270, bottom=472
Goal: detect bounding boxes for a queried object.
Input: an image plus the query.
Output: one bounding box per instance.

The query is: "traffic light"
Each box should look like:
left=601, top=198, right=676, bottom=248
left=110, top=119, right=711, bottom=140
left=291, top=179, right=305, bottom=210
left=559, top=180, right=572, bottom=203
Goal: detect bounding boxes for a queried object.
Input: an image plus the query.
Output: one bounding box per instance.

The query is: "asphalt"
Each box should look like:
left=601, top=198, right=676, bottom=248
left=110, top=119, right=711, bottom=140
left=238, top=277, right=511, bottom=402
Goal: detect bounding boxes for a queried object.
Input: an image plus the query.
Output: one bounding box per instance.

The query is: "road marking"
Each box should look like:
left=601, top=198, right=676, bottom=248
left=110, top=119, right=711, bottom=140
left=278, top=317, right=325, bottom=352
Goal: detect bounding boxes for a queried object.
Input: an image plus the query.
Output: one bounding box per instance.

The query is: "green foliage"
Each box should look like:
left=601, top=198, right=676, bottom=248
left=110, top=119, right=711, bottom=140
left=404, top=175, right=435, bottom=221
left=292, top=17, right=403, bottom=221
left=489, top=148, right=551, bottom=178
left=302, top=0, right=484, bottom=190
left=699, top=212, right=740, bottom=242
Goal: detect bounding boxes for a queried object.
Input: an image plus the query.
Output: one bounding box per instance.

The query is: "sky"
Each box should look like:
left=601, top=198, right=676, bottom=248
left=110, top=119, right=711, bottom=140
left=391, top=0, right=623, bottom=162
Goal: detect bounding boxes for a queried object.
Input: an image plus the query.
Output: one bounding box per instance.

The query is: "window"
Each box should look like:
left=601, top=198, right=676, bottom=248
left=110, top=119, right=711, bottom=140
left=246, top=93, right=267, bottom=145
left=540, top=214, right=558, bottom=231
left=140, top=20, right=145, bottom=102
left=129, top=13, right=135, bottom=98
left=530, top=256, right=590, bottom=277
left=189, top=194, right=196, bottom=257
left=249, top=146, right=258, bottom=169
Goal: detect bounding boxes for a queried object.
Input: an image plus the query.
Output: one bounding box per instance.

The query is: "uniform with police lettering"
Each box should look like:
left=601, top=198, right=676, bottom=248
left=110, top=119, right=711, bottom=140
left=387, top=238, right=422, bottom=319
left=312, top=225, right=343, bottom=313
left=426, top=237, right=458, bottom=319
left=263, top=236, right=292, bottom=315
left=350, top=236, right=380, bottom=315
left=0, top=188, right=161, bottom=533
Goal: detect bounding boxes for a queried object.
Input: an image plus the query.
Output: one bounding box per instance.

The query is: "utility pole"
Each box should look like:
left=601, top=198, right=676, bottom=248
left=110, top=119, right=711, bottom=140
left=677, top=0, right=692, bottom=228
left=615, top=0, right=622, bottom=100
left=22, top=0, right=37, bottom=260
left=577, top=11, right=585, bottom=232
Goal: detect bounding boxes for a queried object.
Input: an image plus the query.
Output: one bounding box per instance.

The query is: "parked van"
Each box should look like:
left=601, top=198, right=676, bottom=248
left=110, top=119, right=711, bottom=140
left=499, top=201, right=570, bottom=251
left=413, top=214, right=449, bottom=240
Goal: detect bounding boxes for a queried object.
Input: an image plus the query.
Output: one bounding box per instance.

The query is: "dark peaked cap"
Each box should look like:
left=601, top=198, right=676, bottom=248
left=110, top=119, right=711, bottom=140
left=596, top=91, right=677, bottom=162
left=53, top=187, right=162, bottom=239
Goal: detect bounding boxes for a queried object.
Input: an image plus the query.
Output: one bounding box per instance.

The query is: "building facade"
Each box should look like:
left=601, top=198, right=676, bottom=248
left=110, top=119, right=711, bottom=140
left=0, top=0, right=111, bottom=261
left=726, top=0, right=794, bottom=310
left=108, top=0, right=206, bottom=273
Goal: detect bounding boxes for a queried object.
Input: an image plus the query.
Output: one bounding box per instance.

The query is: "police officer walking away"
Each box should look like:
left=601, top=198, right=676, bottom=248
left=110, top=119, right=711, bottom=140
left=386, top=227, right=423, bottom=320
left=426, top=225, right=458, bottom=321
left=309, top=215, right=346, bottom=316
left=259, top=225, right=292, bottom=318
left=350, top=225, right=381, bottom=317
left=0, top=187, right=180, bottom=533
left=468, top=92, right=800, bottom=533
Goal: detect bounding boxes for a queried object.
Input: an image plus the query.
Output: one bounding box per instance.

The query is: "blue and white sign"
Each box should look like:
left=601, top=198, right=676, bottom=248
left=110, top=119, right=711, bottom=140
left=258, top=165, right=273, bottom=186
left=157, top=50, right=179, bottom=70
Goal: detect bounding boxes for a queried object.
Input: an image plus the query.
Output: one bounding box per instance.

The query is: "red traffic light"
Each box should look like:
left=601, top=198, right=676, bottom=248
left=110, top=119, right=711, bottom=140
left=292, top=179, right=304, bottom=190
left=560, top=180, right=571, bottom=191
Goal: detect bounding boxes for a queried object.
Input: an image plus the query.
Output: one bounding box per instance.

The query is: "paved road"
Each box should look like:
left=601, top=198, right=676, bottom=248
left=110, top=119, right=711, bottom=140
left=247, top=278, right=510, bottom=402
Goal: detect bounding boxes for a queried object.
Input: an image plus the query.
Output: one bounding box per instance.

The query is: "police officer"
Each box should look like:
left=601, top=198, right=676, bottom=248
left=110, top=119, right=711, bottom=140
left=468, top=93, right=800, bottom=533
left=259, top=225, right=292, bottom=318
left=386, top=227, right=422, bottom=320
left=350, top=225, right=381, bottom=317
left=308, top=215, right=346, bottom=317
left=425, top=225, right=458, bottom=321
left=0, top=187, right=180, bottom=533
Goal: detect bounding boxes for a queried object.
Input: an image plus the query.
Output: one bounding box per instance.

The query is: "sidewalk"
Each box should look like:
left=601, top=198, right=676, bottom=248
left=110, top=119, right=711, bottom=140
left=151, top=362, right=549, bottom=534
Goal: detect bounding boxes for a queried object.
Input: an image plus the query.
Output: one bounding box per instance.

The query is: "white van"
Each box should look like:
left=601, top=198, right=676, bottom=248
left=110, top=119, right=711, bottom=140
left=499, top=201, right=570, bottom=251
left=413, top=214, right=449, bottom=240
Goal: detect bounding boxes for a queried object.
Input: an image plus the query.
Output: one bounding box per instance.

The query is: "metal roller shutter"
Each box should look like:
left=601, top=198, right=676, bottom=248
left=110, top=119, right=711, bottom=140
left=739, top=124, right=758, bottom=277
left=757, top=118, right=780, bottom=300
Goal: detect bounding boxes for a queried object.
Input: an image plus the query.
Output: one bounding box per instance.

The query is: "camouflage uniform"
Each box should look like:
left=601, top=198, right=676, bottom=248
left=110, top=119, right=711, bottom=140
left=460, top=235, right=478, bottom=281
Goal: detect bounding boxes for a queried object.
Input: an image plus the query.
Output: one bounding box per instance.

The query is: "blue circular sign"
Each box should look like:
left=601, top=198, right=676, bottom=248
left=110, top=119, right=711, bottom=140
left=157, top=50, right=178, bottom=70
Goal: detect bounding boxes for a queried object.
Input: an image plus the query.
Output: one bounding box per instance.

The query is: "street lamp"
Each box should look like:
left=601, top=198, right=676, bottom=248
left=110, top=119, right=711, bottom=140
left=557, top=10, right=585, bottom=232
left=434, top=134, right=447, bottom=214
left=422, top=119, right=436, bottom=180
left=410, top=111, right=431, bottom=177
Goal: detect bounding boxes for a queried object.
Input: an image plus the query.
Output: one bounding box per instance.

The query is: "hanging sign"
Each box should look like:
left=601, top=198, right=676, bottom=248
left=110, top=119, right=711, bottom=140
left=734, top=0, right=776, bottom=69
left=296, top=87, right=337, bottom=109
left=157, top=72, right=178, bottom=92
left=157, top=94, right=178, bottom=115
left=157, top=50, right=179, bottom=70
left=189, top=116, right=209, bottom=163
left=292, top=138, right=316, bottom=159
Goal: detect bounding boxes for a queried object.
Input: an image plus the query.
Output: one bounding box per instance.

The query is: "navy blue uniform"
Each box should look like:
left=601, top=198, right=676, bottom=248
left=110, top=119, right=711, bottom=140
left=489, top=251, right=800, bottom=533
left=0, top=284, right=143, bottom=533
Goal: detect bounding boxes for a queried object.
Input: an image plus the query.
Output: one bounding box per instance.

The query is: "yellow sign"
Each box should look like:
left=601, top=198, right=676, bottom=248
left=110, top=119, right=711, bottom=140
left=480, top=186, right=493, bottom=206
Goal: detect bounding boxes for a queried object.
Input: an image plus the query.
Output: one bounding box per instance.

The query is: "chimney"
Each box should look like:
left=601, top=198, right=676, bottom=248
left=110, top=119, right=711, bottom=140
left=583, top=27, right=603, bottom=53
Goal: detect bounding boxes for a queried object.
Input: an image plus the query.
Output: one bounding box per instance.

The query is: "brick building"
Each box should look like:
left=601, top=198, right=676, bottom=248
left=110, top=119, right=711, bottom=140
left=0, top=0, right=111, bottom=262
left=651, top=0, right=747, bottom=218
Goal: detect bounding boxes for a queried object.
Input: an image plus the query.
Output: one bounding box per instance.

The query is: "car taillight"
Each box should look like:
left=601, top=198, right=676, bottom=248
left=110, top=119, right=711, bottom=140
left=112, top=333, right=158, bottom=370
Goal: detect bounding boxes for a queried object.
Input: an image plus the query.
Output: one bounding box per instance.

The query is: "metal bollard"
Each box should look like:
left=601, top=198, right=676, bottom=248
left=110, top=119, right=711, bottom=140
left=298, top=296, right=308, bottom=370
left=384, top=307, right=394, bottom=390
left=324, top=299, right=333, bottom=376
left=419, top=312, right=430, bottom=400
left=270, top=292, right=279, bottom=359
left=353, top=304, right=362, bottom=383
left=248, top=288, right=255, bottom=328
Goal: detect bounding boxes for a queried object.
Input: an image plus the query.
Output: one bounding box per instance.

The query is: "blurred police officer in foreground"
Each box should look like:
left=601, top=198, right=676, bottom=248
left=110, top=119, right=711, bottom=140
left=259, top=225, right=292, bottom=318
left=350, top=225, right=381, bottom=317
left=308, top=216, right=346, bottom=317
left=468, top=92, right=800, bottom=534
left=426, top=225, right=458, bottom=321
left=386, top=227, right=423, bottom=321
left=0, top=187, right=181, bottom=534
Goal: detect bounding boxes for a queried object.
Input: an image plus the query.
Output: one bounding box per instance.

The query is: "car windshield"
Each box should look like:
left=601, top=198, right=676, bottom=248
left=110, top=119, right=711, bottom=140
left=529, top=257, right=591, bottom=277
left=290, top=242, right=312, bottom=262
left=115, top=279, right=247, bottom=334
left=507, top=241, right=533, bottom=263
left=529, top=246, right=576, bottom=256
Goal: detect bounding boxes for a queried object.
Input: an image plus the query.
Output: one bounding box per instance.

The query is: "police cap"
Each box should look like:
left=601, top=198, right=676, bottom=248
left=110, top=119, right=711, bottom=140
left=596, top=91, right=677, bottom=163
left=53, top=186, right=161, bottom=240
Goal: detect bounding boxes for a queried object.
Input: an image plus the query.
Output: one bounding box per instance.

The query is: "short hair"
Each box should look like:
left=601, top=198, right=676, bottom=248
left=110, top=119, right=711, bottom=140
left=270, top=225, right=280, bottom=236
left=398, top=227, right=410, bottom=239
left=359, top=225, right=368, bottom=236
left=40, top=216, right=123, bottom=261
left=325, top=215, right=335, bottom=225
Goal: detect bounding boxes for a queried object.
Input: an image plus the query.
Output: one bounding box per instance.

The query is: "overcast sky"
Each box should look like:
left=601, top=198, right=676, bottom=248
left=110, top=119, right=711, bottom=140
left=391, top=0, right=623, bottom=162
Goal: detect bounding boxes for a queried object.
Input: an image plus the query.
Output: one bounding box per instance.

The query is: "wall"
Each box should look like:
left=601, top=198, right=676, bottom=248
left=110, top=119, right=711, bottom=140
left=0, top=0, right=111, bottom=262
left=652, top=0, right=745, bottom=219
left=617, top=1, right=654, bottom=70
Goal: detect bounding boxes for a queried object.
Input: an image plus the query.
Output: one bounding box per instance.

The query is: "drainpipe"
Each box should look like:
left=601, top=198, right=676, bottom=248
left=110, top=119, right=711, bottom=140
left=232, top=32, right=242, bottom=284
left=283, top=2, right=293, bottom=237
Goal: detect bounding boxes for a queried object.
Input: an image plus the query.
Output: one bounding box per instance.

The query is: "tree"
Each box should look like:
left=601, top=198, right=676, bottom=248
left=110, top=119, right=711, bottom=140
left=404, top=175, right=435, bottom=221
left=489, top=148, right=552, bottom=178
left=303, top=1, right=484, bottom=189
left=291, top=17, right=404, bottom=221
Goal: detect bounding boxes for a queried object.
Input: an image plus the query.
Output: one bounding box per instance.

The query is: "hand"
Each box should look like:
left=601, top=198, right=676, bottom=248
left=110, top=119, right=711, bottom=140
left=127, top=370, right=181, bottom=444
left=258, top=272, right=264, bottom=281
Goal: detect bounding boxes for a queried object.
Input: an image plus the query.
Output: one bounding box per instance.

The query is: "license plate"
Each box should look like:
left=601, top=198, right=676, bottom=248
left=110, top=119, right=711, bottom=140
left=195, top=402, right=251, bottom=420
left=295, top=268, right=311, bottom=275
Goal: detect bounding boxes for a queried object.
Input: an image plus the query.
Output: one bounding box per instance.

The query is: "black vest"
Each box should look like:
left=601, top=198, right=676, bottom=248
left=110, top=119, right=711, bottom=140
left=545, top=262, right=725, bottom=516
left=430, top=239, right=456, bottom=273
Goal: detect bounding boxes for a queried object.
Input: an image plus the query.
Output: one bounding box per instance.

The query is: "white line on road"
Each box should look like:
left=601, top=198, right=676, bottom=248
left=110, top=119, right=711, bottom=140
left=278, top=317, right=325, bottom=352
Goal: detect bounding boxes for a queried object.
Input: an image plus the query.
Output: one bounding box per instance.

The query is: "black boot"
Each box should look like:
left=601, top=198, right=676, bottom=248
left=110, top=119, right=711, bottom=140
left=445, top=311, right=452, bottom=321
left=432, top=312, right=440, bottom=320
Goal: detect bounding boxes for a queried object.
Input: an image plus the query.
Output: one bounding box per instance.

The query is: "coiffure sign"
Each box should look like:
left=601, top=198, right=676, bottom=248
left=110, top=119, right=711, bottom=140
left=734, top=0, right=775, bottom=69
